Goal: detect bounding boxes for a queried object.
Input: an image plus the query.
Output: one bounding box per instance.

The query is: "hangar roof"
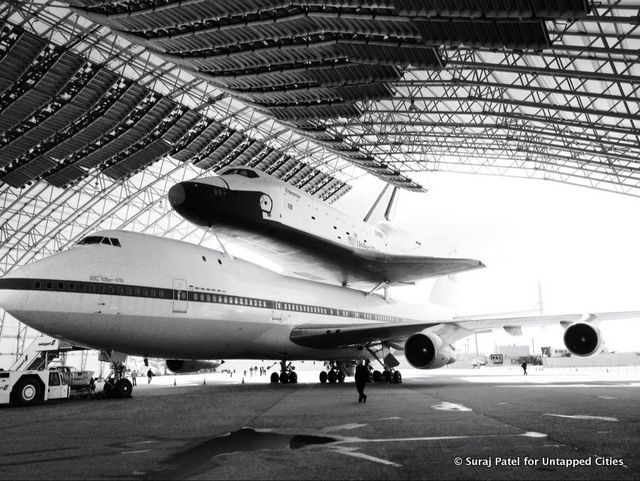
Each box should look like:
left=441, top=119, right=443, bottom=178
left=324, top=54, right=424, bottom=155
left=0, top=0, right=638, bottom=277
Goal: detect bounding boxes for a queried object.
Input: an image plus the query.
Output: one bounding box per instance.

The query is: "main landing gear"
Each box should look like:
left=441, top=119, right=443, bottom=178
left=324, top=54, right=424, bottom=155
left=371, top=368, right=402, bottom=384
left=270, top=360, right=298, bottom=384
left=319, top=362, right=346, bottom=383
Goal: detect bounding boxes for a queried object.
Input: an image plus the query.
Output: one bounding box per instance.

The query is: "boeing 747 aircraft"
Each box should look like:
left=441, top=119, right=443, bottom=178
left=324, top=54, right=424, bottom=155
left=1, top=230, right=638, bottom=402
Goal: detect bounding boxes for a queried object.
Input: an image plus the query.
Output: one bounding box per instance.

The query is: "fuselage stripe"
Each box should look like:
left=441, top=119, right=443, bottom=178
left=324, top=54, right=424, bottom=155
left=0, top=277, right=408, bottom=324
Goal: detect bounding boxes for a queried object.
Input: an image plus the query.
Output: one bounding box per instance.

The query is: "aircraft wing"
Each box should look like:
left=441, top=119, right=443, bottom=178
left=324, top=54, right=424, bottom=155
left=353, top=252, right=485, bottom=285
left=289, top=311, right=640, bottom=349
left=222, top=225, right=484, bottom=289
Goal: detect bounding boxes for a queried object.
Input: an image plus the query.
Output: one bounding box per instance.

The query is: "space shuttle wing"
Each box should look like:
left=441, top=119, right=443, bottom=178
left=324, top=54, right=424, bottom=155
left=358, top=252, right=485, bottom=285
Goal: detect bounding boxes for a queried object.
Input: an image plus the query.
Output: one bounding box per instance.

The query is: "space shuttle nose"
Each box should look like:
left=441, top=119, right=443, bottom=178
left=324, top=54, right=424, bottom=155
left=168, top=183, right=186, bottom=208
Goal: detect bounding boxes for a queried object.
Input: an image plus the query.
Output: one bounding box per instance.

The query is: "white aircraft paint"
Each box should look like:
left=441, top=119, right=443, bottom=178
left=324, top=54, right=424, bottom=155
left=1, top=230, right=638, bottom=378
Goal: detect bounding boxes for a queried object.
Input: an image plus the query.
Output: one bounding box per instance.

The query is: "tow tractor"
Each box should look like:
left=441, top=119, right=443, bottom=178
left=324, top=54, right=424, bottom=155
left=0, top=336, right=95, bottom=406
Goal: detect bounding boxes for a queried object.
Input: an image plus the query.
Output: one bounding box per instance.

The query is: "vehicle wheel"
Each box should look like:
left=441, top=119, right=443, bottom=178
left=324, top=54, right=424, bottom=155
left=116, top=379, right=133, bottom=398
left=381, top=371, right=391, bottom=383
left=393, top=371, right=402, bottom=384
left=327, top=370, right=337, bottom=383
left=280, top=372, right=289, bottom=384
left=289, top=372, right=298, bottom=384
left=337, top=371, right=345, bottom=383
left=372, top=370, right=382, bottom=383
left=13, top=377, right=42, bottom=406
left=319, top=371, right=328, bottom=383
left=270, top=372, right=279, bottom=383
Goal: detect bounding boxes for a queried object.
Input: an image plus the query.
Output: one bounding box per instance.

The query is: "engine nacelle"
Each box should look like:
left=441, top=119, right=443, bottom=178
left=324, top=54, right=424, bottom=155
left=563, top=322, right=603, bottom=357
left=404, top=331, right=457, bottom=369
left=165, top=359, right=220, bottom=374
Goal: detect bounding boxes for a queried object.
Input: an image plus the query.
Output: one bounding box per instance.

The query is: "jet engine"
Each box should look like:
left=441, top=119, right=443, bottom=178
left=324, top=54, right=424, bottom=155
left=165, top=359, right=220, bottom=374
left=563, top=322, right=603, bottom=357
left=404, top=331, right=456, bottom=369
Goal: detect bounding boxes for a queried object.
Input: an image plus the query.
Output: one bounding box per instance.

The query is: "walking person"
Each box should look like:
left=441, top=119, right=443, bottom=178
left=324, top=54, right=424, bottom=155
left=355, top=360, right=369, bottom=403
left=521, top=361, right=528, bottom=375
left=147, top=368, right=154, bottom=383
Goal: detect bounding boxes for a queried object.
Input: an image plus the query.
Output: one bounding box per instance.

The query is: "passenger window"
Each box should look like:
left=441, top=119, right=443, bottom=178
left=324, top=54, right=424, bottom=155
left=34, top=281, right=41, bottom=289
left=57, top=282, right=64, bottom=290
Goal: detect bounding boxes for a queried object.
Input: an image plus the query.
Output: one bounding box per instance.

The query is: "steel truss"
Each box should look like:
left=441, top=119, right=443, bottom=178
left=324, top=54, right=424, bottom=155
left=320, top=1, right=640, bottom=196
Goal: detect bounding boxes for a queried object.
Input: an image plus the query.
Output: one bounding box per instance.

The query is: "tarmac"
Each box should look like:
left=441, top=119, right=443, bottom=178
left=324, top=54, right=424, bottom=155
left=0, top=366, right=638, bottom=480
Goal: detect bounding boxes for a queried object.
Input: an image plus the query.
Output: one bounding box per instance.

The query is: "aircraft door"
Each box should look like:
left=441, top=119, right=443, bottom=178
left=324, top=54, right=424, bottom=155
left=271, top=289, right=284, bottom=323
left=172, top=278, right=188, bottom=313
left=272, top=301, right=283, bottom=323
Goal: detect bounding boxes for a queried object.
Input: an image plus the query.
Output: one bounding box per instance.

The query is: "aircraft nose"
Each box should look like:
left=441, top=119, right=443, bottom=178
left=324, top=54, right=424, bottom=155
left=168, top=178, right=231, bottom=227
left=168, top=183, right=185, bottom=208
left=0, top=267, right=30, bottom=312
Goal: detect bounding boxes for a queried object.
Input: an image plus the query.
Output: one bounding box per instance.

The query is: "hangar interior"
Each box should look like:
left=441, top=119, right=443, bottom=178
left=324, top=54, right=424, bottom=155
left=0, top=0, right=638, bottom=367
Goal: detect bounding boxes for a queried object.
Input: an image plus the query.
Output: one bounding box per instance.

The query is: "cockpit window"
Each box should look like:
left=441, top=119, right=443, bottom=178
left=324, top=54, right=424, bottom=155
left=221, top=168, right=259, bottom=179
left=77, top=236, right=102, bottom=245
left=77, top=236, right=121, bottom=247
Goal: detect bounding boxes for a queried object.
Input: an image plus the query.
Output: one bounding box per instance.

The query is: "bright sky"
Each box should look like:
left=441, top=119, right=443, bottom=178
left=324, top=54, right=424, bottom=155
left=332, top=172, right=640, bottom=355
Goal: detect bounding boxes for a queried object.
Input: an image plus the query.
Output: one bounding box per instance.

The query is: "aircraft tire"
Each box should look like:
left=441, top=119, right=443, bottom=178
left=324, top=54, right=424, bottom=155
left=319, top=371, right=328, bottom=383
left=327, top=370, right=337, bottom=383
left=280, top=372, right=289, bottom=384
left=393, top=371, right=402, bottom=384
left=12, top=377, right=42, bottom=406
left=382, top=371, right=391, bottom=383
left=337, top=371, right=345, bottom=383
left=372, top=370, right=382, bottom=383
left=289, top=372, right=298, bottom=384
left=116, top=379, right=133, bottom=398
left=270, top=372, right=279, bottom=383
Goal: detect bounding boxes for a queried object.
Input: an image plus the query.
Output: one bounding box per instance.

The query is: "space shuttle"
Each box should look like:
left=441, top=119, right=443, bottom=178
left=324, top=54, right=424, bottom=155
left=168, top=167, right=485, bottom=290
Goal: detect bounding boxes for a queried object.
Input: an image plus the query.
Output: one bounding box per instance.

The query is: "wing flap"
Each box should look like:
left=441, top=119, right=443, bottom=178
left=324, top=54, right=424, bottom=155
left=289, top=322, right=437, bottom=349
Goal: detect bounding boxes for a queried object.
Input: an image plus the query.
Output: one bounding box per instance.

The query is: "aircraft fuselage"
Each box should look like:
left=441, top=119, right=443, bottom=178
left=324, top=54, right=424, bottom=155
left=0, top=231, right=449, bottom=362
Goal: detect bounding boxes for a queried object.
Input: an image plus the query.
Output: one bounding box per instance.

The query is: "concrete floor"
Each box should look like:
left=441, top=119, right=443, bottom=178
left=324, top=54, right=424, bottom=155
left=0, top=368, right=638, bottom=480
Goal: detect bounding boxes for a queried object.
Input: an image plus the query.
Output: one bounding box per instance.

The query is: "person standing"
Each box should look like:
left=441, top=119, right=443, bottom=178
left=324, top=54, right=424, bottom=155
left=131, top=369, right=137, bottom=386
left=147, top=368, right=154, bottom=383
left=355, top=361, right=369, bottom=403
left=521, top=361, right=528, bottom=375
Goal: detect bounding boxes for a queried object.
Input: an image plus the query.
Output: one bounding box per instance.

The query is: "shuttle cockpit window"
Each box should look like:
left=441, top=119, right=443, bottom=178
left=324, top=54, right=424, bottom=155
left=221, top=168, right=259, bottom=179
left=77, top=236, right=122, bottom=247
